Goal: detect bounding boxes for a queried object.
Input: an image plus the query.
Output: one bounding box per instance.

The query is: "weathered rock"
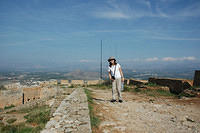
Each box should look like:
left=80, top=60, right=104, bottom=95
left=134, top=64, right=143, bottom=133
left=197, top=92, right=200, bottom=98
left=129, top=79, right=147, bottom=86
left=186, top=117, right=195, bottom=123
left=148, top=78, right=191, bottom=94
left=193, top=70, right=200, bottom=87
left=183, top=89, right=197, bottom=97
left=41, top=88, right=92, bottom=133
left=193, top=88, right=200, bottom=91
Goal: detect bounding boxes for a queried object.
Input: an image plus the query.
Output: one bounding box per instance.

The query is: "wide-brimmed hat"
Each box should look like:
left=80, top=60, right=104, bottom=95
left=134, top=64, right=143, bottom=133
left=108, top=56, right=116, bottom=62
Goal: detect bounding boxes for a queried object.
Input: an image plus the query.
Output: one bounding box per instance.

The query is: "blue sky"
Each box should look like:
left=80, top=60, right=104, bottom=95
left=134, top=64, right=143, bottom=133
left=0, top=0, right=200, bottom=71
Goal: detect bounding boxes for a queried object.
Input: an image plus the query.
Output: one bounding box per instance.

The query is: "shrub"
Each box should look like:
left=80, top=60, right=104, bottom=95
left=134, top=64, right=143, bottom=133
left=147, top=82, right=159, bottom=87
left=24, top=105, right=50, bottom=124
left=0, top=85, right=6, bottom=90
left=68, top=84, right=75, bottom=88
left=4, top=104, right=15, bottom=110
left=7, top=118, right=17, bottom=124
left=123, top=85, right=132, bottom=92
left=0, top=123, right=33, bottom=133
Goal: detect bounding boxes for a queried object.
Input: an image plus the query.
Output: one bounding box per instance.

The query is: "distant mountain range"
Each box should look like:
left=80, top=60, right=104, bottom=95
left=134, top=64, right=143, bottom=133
left=0, top=60, right=199, bottom=82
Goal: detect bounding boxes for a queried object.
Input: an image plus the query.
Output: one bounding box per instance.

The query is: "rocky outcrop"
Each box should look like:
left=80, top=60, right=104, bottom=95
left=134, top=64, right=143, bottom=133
left=41, top=88, right=92, bottom=133
left=128, top=79, right=148, bottom=86
left=148, top=78, right=191, bottom=94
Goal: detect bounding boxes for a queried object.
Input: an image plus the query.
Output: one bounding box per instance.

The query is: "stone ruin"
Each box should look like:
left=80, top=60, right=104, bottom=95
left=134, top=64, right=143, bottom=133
left=148, top=78, right=192, bottom=94
left=0, top=80, right=102, bottom=109
left=193, top=70, right=200, bottom=87
left=0, top=86, right=58, bottom=109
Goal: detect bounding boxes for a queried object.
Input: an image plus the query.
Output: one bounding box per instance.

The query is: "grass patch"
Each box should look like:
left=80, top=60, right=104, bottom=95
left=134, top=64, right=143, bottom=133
left=133, top=87, right=142, bottom=92
left=60, top=85, right=67, bottom=88
left=0, top=123, right=34, bottom=133
left=6, top=110, right=17, bottom=114
left=123, top=85, right=133, bottom=92
left=84, top=88, right=100, bottom=128
left=0, top=104, right=51, bottom=133
left=146, top=82, right=160, bottom=87
left=145, top=89, right=175, bottom=97
left=24, top=105, right=50, bottom=125
left=4, top=104, right=15, bottom=110
left=0, top=85, right=6, bottom=90
left=6, top=118, right=17, bottom=124
left=68, top=84, right=75, bottom=88
left=18, top=106, right=35, bottom=113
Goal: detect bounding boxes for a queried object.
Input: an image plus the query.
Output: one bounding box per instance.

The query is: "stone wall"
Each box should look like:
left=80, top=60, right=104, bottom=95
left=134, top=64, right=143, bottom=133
left=70, top=80, right=85, bottom=85
left=23, top=87, right=41, bottom=103
left=128, top=79, right=148, bottom=85
left=149, top=78, right=191, bottom=94
left=40, top=86, right=58, bottom=99
left=41, top=88, right=92, bottom=133
left=60, top=80, right=70, bottom=85
left=0, top=85, right=58, bottom=109
left=86, top=80, right=100, bottom=85
left=40, top=81, right=57, bottom=86
left=0, top=90, right=22, bottom=108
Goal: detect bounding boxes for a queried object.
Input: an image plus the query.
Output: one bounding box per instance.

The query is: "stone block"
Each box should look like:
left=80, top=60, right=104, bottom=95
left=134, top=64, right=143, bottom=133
left=148, top=78, right=191, bottom=94
left=86, top=80, right=100, bottom=85
left=71, top=80, right=84, bottom=85
left=60, top=80, right=69, bottom=85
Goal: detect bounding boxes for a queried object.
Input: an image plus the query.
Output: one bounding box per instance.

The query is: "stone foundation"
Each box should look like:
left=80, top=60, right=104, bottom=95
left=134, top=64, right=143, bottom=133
left=41, top=88, right=92, bottom=133
left=149, top=78, right=191, bottom=94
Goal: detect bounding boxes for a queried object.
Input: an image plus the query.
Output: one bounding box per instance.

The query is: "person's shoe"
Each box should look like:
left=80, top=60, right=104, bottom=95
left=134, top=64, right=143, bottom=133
left=119, top=100, right=123, bottom=103
left=110, top=99, right=116, bottom=103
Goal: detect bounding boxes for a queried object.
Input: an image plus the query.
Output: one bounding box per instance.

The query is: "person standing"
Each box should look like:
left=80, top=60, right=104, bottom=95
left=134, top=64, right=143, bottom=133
left=108, top=57, right=124, bottom=103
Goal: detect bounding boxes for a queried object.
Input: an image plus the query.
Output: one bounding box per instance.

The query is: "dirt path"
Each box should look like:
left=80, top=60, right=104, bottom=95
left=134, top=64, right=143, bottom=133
left=89, top=88, right=200, bottom=133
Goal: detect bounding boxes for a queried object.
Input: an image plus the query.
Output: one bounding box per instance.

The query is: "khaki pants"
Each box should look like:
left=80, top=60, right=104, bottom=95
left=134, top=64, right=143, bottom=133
left=112, top=78, right=122, bottom=100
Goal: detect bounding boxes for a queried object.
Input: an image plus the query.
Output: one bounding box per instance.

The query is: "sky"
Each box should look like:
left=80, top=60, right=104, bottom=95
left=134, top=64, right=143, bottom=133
left=0, top=0, right=200, bottom=71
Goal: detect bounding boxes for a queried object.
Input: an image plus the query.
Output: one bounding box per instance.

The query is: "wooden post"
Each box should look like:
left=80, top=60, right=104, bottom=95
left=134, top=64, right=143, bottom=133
left=22, top=93, right=24, bottom=104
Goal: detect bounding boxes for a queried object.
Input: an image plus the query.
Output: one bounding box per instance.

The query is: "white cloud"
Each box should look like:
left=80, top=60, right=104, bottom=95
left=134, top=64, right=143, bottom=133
left=162, top=56, right=196, bottom=61
left=162, top=57, right=177, bottom=61
left=122, top=56, right=197, bottom=63
left=93, top=0, right=176, bottom=20
left=94, top=11, right=131, bottom=19
left=158, top=1, right=200, bottom=18
left=180, top=56, right=196, bottom=61
left=145, top=57, right=159, bottom=62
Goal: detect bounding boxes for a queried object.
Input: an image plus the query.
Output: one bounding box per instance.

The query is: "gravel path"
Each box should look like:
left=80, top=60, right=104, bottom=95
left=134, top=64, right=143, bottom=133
left=90, top=88, right=200, bottom=133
